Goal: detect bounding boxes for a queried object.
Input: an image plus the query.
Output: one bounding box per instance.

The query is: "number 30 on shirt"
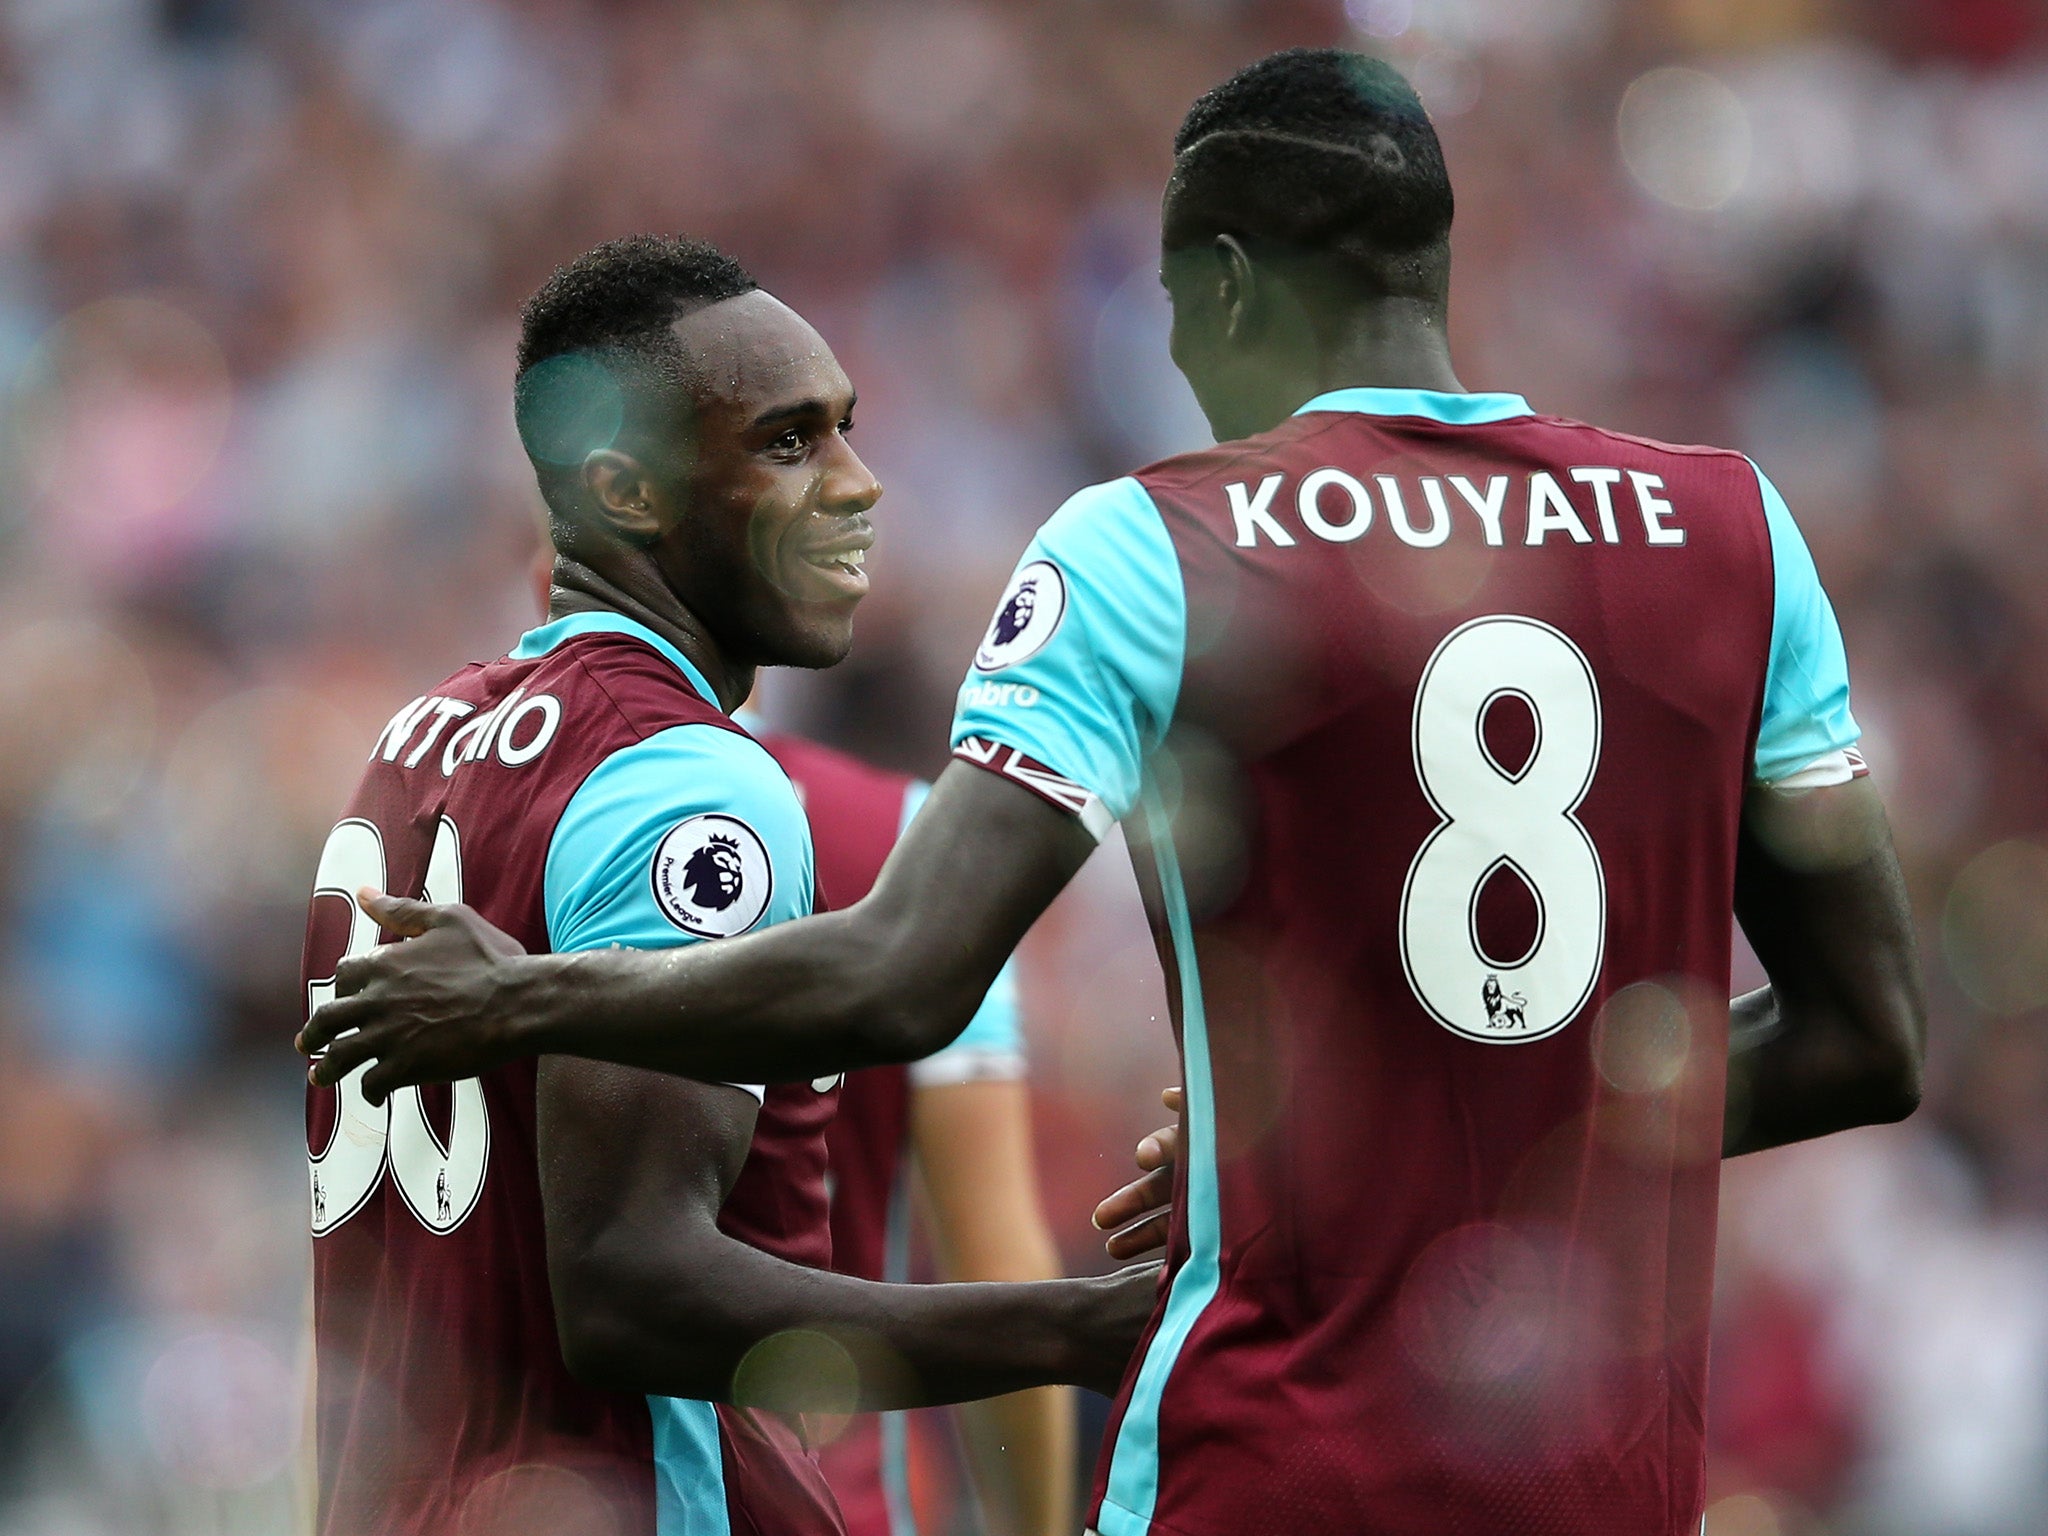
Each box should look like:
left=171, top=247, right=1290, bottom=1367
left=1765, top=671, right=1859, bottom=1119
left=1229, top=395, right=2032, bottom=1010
left=305, top=817, right=490, bottom=1236
left=1400, top=615, right=1607, bottom=1044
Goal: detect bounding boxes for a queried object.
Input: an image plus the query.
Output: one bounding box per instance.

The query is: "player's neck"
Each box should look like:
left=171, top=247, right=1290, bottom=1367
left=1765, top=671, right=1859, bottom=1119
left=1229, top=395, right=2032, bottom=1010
left=1308, top=297, right=1464, bottom=398
left=546, top=560, right=755, bottom=714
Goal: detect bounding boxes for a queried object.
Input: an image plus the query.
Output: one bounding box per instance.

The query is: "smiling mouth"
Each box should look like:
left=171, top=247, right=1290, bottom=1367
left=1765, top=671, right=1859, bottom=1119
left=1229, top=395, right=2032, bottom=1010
left=795, top=536, right=871, bottom=600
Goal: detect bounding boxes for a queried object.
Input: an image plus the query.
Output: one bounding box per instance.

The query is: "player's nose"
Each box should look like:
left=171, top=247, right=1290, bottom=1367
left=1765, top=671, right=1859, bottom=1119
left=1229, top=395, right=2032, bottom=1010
left=820, top=437, right=881, bottom=517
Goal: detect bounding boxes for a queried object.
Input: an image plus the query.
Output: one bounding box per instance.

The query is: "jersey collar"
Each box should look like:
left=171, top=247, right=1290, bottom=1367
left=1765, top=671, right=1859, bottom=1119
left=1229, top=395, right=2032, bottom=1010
left=512, top=611, right=724, bottom=713
left=1293, top=387, right=1534, bottom=425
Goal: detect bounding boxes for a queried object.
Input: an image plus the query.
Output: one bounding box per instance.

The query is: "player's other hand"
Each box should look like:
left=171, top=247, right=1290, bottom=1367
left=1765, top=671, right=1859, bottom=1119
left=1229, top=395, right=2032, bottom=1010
left=1092, top=1086, right=1183, bottom=1260
left=296, top=890, right=530, bottom=1103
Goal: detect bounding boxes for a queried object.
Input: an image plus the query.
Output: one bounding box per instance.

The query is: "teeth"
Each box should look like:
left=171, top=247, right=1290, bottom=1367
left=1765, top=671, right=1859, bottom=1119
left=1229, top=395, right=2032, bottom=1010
left=844, top=548, right=865, bottom=568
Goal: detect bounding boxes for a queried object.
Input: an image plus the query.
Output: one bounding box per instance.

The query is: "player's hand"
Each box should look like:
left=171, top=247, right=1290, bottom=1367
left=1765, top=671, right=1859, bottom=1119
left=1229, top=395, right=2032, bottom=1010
left=296, top=889, right=532, bottom=1103
left=1092, top=1086, right=1183, bottom=1260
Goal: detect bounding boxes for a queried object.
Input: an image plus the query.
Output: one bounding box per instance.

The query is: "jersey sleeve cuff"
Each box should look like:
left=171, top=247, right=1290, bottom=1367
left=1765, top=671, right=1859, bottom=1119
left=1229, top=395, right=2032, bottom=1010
left=908, top=1047, right=1027, bottom=1089
left=953, top=736, right=1117, bottom=842
left=1760, top=745, right=1868, bottom=792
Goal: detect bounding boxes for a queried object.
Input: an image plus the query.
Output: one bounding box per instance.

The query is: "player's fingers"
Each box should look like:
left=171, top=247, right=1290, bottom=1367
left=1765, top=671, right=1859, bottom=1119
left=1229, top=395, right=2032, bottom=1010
left=298, top=994, right=373, bottom=1058
left=1092, top=1166, right=1172, bottom=1232
left=359, top=1058, right=407, bottom=1107
left=306, top=1026, right=378, bottom=1087
left=1161, top=1085, right=1183, bottom=1113
left=1134, top=1124, right=1180, bottom=1173
left=357, top=888, right=443, bottom=938
left=1105, top=1212, right=1171, bottom=1261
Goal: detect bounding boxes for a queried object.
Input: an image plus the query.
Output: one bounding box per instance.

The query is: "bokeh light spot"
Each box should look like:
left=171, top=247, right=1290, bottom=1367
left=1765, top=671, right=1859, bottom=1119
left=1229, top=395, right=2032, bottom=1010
left=1618, top=67, right=1751, bottom=211
left=1595, top=981, right=1692, bottom=1095
left=731, top=1328, right=860, bottom=1417
left=139, top=1329, right=297, bottom=1490
left=1944, top=841, right=2048, bottom=1015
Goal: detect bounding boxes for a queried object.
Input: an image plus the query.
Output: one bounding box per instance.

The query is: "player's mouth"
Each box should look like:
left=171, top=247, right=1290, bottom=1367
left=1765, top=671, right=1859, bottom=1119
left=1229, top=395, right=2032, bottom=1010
left=794, top=527, right=873, bottom=601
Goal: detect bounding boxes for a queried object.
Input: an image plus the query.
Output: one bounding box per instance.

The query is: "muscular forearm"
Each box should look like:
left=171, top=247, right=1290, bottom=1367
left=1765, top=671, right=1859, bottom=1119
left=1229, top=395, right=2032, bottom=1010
left=1723, top=981, right=1921, bottom=1156
left=518, top=909, right=970, bottom=1084
left=555, top=1228, right=1134, bottom=1408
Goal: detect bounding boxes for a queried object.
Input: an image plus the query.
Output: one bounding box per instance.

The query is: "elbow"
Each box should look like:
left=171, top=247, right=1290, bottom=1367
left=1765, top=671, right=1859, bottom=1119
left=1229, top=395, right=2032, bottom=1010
left=555, top=1304, right=646, bottom=1393
left=551, top=1258, right=734, bottom=1399
left=1868, top=1049, right=1924, bottom=1126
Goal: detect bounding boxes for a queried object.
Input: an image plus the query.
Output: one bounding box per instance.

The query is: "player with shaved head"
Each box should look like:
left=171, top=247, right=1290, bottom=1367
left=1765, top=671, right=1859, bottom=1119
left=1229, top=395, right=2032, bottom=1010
left=307, top=54, right=1925, bottom=1536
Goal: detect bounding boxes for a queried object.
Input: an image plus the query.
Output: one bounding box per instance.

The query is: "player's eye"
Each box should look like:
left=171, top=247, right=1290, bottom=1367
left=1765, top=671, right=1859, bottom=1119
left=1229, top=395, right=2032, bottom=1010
left=768, top=427, right=806, bottom=456
left=839, top=415, right=855, bottom=436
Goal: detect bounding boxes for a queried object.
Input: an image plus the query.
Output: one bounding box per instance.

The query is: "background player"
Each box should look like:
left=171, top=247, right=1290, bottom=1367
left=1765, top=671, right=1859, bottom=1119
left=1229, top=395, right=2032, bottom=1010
left=304, top=52, right=1926, bottom=1536
left=303, top=236, right=1148, bottom=1536
left=754, top=729, right=1074, bottom=1536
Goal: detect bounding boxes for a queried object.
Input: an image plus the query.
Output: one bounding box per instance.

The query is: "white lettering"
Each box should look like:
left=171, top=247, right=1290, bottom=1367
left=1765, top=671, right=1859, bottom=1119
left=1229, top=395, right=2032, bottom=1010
left=496, top=693, right=562, bottom=766
left=1569, top=467, right=1624, bottom=544
left=372, top=696, right=433, bottom=763
left=442, top=700, right=499, bottom=777
left=1392, top=476, right=1452, bottom=548
left=1450, top=475, right=1509, bottom=546
left=405, top=697, right=475, bottom=769
left=1526, top=472, right=1592, bottom=546
left=1297, top=468, right=1372, bottom=542
left=961, top=681, right=1041, bottom=710
left=1227, top=474, right=1294, bottom=548
left=1629, top=471, right=1685, bottom=546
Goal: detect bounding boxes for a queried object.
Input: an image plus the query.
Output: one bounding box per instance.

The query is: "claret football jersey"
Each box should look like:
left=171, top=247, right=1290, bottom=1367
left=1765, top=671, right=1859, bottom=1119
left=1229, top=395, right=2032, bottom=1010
left=950, top=388, right=1864, bottom=1536
left=302, top=610, right=843, bottom=1536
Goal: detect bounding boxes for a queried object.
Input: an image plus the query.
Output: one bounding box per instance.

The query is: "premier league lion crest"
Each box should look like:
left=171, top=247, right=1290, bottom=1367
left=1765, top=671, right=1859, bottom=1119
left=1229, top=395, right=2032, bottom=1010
left=975, top=558, right=1067, bottom=671
left=652, top=813, right=772, bottom=938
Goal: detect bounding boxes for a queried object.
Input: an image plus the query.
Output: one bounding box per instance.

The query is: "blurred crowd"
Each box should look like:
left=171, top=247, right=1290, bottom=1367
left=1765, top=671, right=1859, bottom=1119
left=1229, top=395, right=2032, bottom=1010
left=1, top=0, right=2046, bottom=1532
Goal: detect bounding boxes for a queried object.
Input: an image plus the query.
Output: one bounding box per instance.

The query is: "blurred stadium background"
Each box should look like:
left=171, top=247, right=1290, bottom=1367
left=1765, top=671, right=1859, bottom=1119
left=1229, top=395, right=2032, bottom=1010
left=0, top=0, right=2045, bottom=1532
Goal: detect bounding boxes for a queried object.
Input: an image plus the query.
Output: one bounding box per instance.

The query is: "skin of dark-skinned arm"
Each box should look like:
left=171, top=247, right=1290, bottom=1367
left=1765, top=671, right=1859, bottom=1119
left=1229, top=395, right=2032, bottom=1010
left=1723, top=776, right=1926, bottom=1157
left=300, top=764, right=1092, bottom=1098
left=540, top=1055, right=1153, bottom=1406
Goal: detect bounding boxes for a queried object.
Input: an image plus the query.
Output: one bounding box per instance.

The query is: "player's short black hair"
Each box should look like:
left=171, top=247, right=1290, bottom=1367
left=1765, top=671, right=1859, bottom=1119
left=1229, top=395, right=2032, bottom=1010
left=513, top=235, right=758, bottom=516
left=1165, top=50, right=1453, bottom=300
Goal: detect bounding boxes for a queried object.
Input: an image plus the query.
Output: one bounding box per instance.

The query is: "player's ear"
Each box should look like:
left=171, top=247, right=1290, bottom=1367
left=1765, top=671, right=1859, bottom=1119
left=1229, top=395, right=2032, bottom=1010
left=581, top=450, right=663, bottom=544
left=1214, top=234, right=1257, bottom=345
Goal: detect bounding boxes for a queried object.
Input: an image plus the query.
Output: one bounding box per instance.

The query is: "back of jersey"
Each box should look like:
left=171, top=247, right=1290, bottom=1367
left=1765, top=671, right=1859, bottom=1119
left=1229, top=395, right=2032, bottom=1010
left=950, top=389, right=1861, bottom=1536
left=304, top=613, right=837, bottom=1536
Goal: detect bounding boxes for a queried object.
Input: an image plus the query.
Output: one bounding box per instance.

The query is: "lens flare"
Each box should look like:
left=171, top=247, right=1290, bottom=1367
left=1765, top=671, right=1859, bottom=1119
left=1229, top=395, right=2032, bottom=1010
left=1618, top=67, right=1751, bottom=211
left=1944, top=841, right=2048, bottom=1014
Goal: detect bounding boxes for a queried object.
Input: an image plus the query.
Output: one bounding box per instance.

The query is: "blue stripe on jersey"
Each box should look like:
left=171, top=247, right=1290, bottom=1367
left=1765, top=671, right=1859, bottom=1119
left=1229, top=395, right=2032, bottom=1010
left=1750, top=461, right=1862, bottom=783
left=1098, top=785, right=1220, bottom=1536
left=513, top=610, right=724, bottom=712
left=949, top=478, right=1185, bottom=823
left=1292, top=386, right=1535, bottom=424
left=648, top=1397, right=731, bottom=1536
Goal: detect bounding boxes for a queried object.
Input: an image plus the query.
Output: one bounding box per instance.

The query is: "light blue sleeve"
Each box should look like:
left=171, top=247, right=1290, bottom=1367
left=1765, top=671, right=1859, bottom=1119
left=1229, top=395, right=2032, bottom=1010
left=949, top=477, right=1186, bottom=823
left=892, top=780, right=1026, bottom=1087
left=1751, top=462, right=1863, bottom=784
left=545, top=723, right=814, bottom=956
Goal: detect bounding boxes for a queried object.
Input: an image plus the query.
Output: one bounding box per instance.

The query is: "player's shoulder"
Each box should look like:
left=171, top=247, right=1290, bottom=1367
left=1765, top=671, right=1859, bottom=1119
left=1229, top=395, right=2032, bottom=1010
left=512, top=620, right=726, bottom=742
left=1520, top=411, right=1761, bottom=474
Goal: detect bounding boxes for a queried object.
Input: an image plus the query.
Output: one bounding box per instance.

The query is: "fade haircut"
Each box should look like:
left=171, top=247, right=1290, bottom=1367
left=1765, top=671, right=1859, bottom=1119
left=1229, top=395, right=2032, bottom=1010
left=514, top=235, right=758, bottom=520
left=1165, top=50, right=1453, bottom=302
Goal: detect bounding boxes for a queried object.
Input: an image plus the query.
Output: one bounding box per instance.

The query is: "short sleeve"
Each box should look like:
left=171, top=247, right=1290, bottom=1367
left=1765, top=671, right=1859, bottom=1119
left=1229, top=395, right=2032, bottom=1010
left=544, top=724, right=815, bottom=1102
left=949, top=478, right=1185, bottom=833
left=892, top=780, right=1026, bottom=1088
left=1750, top=461, right=1865, bottom=787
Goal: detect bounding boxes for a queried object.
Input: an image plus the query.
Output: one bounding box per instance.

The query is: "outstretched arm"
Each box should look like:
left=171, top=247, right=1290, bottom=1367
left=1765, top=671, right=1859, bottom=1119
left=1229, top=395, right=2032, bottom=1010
left=1724, top=777, right=1925, bottom=1157
left=301, top=764, right=1092, bottom=1098
left=542, top=1056, right=1151, bottom=1407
